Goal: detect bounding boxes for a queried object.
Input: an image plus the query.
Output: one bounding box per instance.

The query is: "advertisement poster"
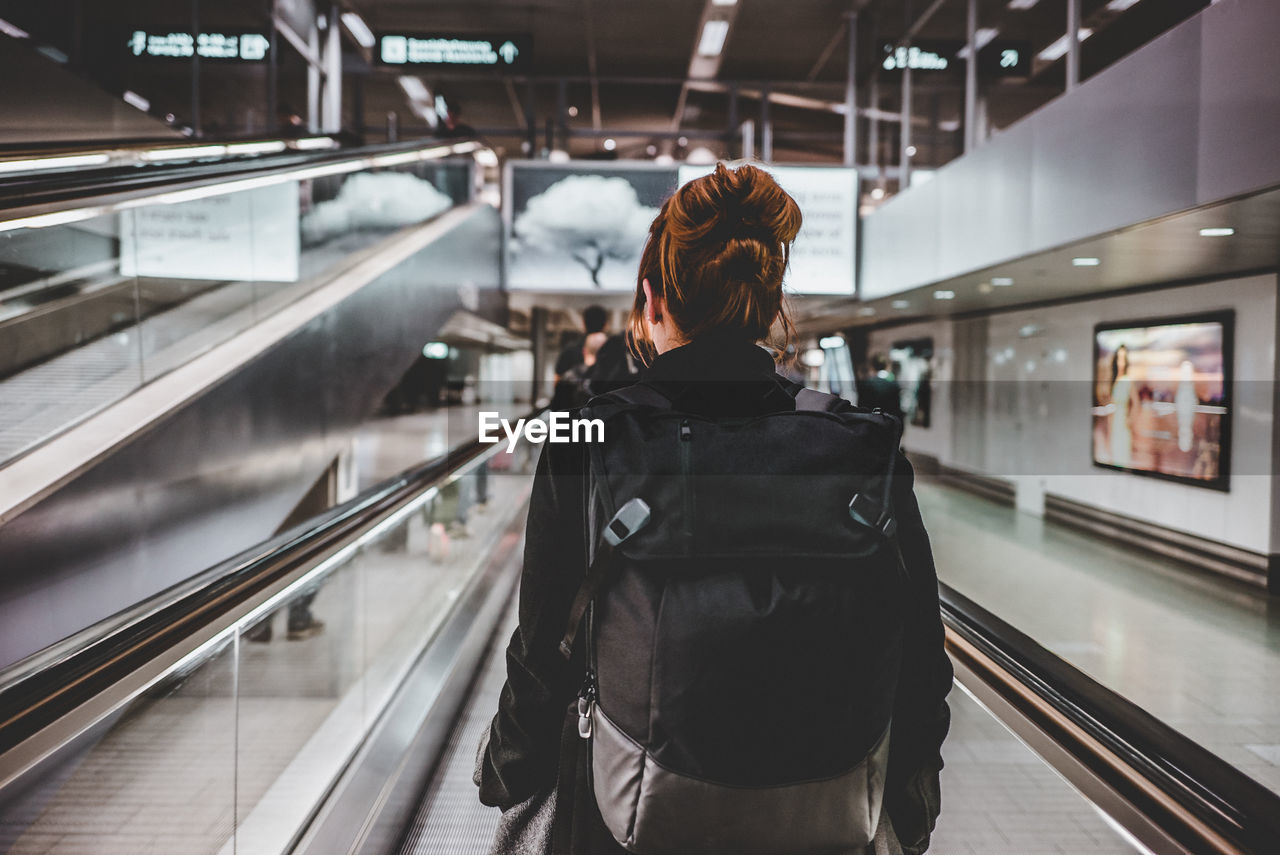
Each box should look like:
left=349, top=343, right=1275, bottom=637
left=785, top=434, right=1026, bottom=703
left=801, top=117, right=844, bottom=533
left=506, top=163, right=676, bottom=291
left=506, top=162, right=857, bottom=294
left=1091, top=315, right=1231, bottom=488
left=121, top=182, right=300, bottom=283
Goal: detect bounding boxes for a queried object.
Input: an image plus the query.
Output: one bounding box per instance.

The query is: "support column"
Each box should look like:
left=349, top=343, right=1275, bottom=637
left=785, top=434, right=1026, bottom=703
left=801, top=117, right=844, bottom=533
left=306, top=19, right=321, bottom=132
left=1066, top=0, right=1081, bottom=91
left=843, top=10, right=858, bottom=167
left=321, top=3, right=342, bottom=133
left=899, top=57, right=913, bottom=189
left=964, top=0, right=978, bottom=152
left=190, top=0, right=202, bottom=136
left=760, top=86, right=773, bottom=163
left=530, top=307, right=550, bottom=406
left=740, top=119, right=755, bottom=161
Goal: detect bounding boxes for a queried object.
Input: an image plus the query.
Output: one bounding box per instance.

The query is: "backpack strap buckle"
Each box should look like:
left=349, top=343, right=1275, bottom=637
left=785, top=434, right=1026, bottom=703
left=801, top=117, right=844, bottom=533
left=559, top=499, right=652, bottom=660
left=849, top=493, right=896, bottom=538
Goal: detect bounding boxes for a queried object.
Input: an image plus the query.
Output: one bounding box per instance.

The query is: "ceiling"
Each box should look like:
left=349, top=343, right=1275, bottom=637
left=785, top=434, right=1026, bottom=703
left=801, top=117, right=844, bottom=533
left=346, top=0, right=1211, bottom=164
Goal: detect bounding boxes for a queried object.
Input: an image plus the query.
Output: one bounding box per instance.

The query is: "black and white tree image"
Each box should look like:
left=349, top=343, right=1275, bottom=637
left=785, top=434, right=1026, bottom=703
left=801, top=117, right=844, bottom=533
left=513, top=175, right=658, bottom=288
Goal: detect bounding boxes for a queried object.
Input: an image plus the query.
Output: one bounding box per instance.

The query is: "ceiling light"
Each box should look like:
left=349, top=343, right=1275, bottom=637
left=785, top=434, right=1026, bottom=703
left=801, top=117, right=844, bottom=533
left=905, top=145, right=917, bottom=156
left=820, top=335, right=846, bottom=349
left=645, top=144, right=658, bottom=156
left=934, top=290, right=956, bottom=300
left=870, top=187, right=886, bottom=200
left=857, top=307, right=877, bottom=317
left=225, top=140, right=288, bottom=156
left=992, top=276, right=1014, bottom=286
left=1072, top=256, right=1100, bottom=266
left=122, top=90, right=150, bottom=111
left=548, top=149, right=571, bottom=163
left=978, top=282, right=994, bottom=294
left=891, top=300, right=911, bottom=309
left=567, top=105, right=579, bottom=117
left=0, top=153, right=111, bottom=174
left=957, top=28, right=1000, bottom=58
left=1105, top=0, right=1142, bottom=10
left=712, top=0, right=738, bottom=5
left=293, top=137, right=337, bottom=150
left=677, top=136, right=689, bottom=147
left=1038, top=29, right=1093, bottom=62
left=142, top=144, right=228, bottom=161
left=1008, top=0, right=1039, bottom=9
left=603, top=138, right=617, bottom=151
left=698, top=20, right=731, bottom=57
left=1199, top=227, right=1234, bottom=237
left=0, top=18, right=30, bottom=38
left=398, top=76, right=430, bottom=101
left=341, top=12, right=376, bottom=48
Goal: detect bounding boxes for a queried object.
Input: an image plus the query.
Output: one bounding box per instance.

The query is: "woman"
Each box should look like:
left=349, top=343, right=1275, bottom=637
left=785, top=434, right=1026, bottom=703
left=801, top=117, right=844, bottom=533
left=477, top=163, right=952, bottom=855
left=1110, top=344, right=1134, bottom=467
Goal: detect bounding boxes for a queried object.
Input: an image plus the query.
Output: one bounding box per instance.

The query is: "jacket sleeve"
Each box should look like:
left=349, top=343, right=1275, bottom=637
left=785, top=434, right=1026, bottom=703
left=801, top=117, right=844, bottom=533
left=477, top=443, right=588, bottom=809
left=884, top=451, right=953, bottom=855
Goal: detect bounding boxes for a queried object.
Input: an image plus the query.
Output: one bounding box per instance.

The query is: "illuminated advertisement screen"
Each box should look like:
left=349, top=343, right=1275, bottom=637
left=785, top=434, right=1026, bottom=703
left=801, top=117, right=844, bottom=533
left=505, top=162, right=677, bottom=292
left=505, top=162, right=857, bottom=294
left=1091, top=313, right=1232, bottom=490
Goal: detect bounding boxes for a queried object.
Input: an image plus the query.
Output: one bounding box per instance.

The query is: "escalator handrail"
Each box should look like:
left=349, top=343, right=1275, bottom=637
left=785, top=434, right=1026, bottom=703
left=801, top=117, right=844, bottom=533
left=0, top=411, right=535, bottom=756
left=940, top=582, right=1280, bottom=854
left=0, top=137, right=483, bottom=222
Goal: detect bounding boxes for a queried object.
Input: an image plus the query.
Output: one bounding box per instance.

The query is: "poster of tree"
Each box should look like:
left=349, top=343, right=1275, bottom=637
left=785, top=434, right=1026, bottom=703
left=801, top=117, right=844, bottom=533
left=506, top=163, right=677, bottom=291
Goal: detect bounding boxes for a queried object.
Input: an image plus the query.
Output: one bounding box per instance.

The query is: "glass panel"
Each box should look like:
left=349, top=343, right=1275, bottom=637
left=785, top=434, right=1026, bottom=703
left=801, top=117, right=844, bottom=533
left=0, top=154, right=471, bottom=466
left=0, top=637, right=237, bottom=855
left=0, top=212, right=144, bottom=462
left=233, top=563, right=364, bottom=855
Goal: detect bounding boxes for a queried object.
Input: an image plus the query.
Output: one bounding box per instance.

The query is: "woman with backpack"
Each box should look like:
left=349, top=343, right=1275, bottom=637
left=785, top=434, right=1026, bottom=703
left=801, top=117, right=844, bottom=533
left=477, top=162, right=952, bottom=855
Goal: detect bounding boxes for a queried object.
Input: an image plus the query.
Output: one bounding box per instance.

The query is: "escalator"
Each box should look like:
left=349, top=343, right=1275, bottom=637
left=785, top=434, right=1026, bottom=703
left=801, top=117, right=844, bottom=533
left=3, top=411, right=1280, bottom=854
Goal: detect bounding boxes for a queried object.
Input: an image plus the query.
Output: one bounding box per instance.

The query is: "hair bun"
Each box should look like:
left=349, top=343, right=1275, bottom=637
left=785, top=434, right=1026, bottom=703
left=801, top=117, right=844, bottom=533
left=710, top=162, right=802, bottom=246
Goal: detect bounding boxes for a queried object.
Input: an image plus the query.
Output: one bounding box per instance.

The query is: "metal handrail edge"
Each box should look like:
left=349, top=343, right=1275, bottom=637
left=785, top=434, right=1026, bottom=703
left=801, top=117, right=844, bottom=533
left=0, top=410, right=537, bottom=755
left=939, top=582, right=1280, bottom=854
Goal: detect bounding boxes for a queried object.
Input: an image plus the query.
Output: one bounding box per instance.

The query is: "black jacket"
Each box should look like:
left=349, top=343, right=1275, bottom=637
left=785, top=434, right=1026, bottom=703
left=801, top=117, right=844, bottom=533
left=478, top=335, right=952, bottom=854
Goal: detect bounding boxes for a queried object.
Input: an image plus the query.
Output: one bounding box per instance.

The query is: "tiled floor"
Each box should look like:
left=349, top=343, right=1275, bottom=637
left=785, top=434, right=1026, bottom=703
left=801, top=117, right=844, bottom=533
left=916, top=477, right=1280, bottom=795
left=929, top=688, right=1137, bottom=855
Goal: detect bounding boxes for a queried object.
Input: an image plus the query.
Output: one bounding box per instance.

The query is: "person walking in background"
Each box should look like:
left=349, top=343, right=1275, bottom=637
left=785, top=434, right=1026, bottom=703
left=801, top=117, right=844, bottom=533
left=858, top=353, right=905, bottom=422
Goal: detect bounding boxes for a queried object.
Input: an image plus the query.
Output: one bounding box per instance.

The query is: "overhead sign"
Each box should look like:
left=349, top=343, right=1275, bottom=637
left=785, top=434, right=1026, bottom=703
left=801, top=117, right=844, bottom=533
left=376, top=33, right=531, bottom=71
left=127, top=30, right=270, bottom=61
left=880, top=41, right=962, bottom=72
left=979, top=41, right=1031, bottom=77
left=879, top=39, right=1031, bottom=78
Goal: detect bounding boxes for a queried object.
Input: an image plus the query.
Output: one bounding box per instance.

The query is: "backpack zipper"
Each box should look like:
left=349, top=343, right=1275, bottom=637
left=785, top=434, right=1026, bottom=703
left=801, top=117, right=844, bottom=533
left=577, top=669, right=597, bottom=739
left=679, top=420, right=694, bottom=551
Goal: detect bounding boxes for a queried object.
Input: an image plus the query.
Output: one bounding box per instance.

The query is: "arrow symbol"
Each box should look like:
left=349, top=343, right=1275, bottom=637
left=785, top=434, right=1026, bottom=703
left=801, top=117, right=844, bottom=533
left=498, top=40, right=519, bottom=64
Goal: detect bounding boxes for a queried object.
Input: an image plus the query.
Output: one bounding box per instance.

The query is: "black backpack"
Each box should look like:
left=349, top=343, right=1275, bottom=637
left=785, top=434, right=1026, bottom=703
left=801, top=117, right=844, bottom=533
left=559, top=383, right=908, bottom=855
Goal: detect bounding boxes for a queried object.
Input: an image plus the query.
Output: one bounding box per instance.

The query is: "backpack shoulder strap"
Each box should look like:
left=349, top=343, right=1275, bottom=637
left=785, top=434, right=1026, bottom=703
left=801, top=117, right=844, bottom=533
left=597, top=382, right=671, bottom=409
left=794, top=388, right=846, bottom=413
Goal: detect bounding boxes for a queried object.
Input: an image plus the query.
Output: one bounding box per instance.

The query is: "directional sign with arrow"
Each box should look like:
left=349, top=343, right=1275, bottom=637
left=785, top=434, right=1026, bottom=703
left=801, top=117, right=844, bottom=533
left=374, top=32, right=532, bottom=72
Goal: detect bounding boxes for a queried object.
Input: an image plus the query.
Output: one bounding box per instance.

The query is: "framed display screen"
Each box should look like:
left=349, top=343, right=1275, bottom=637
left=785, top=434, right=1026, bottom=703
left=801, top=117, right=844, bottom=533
left=1091, top=312, right=1232, bottom=490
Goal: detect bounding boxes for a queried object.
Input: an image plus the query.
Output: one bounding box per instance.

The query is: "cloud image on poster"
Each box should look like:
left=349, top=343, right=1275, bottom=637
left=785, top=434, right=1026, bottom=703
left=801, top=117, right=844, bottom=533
left=507, top=166, right=675, bottom=291
left=1091, top=314, right=1231, bottom=488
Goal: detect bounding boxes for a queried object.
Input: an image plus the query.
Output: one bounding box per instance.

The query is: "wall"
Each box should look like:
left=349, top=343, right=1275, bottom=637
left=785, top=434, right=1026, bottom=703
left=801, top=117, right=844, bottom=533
left=860, top=0, right=1280, bottom=300
left=869, top=273, right=1278, bottom=554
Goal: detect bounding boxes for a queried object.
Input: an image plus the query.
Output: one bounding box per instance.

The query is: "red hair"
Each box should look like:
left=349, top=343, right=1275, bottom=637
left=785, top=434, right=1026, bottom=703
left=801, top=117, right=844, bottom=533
left=629, top=162, right=801, bottom=364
